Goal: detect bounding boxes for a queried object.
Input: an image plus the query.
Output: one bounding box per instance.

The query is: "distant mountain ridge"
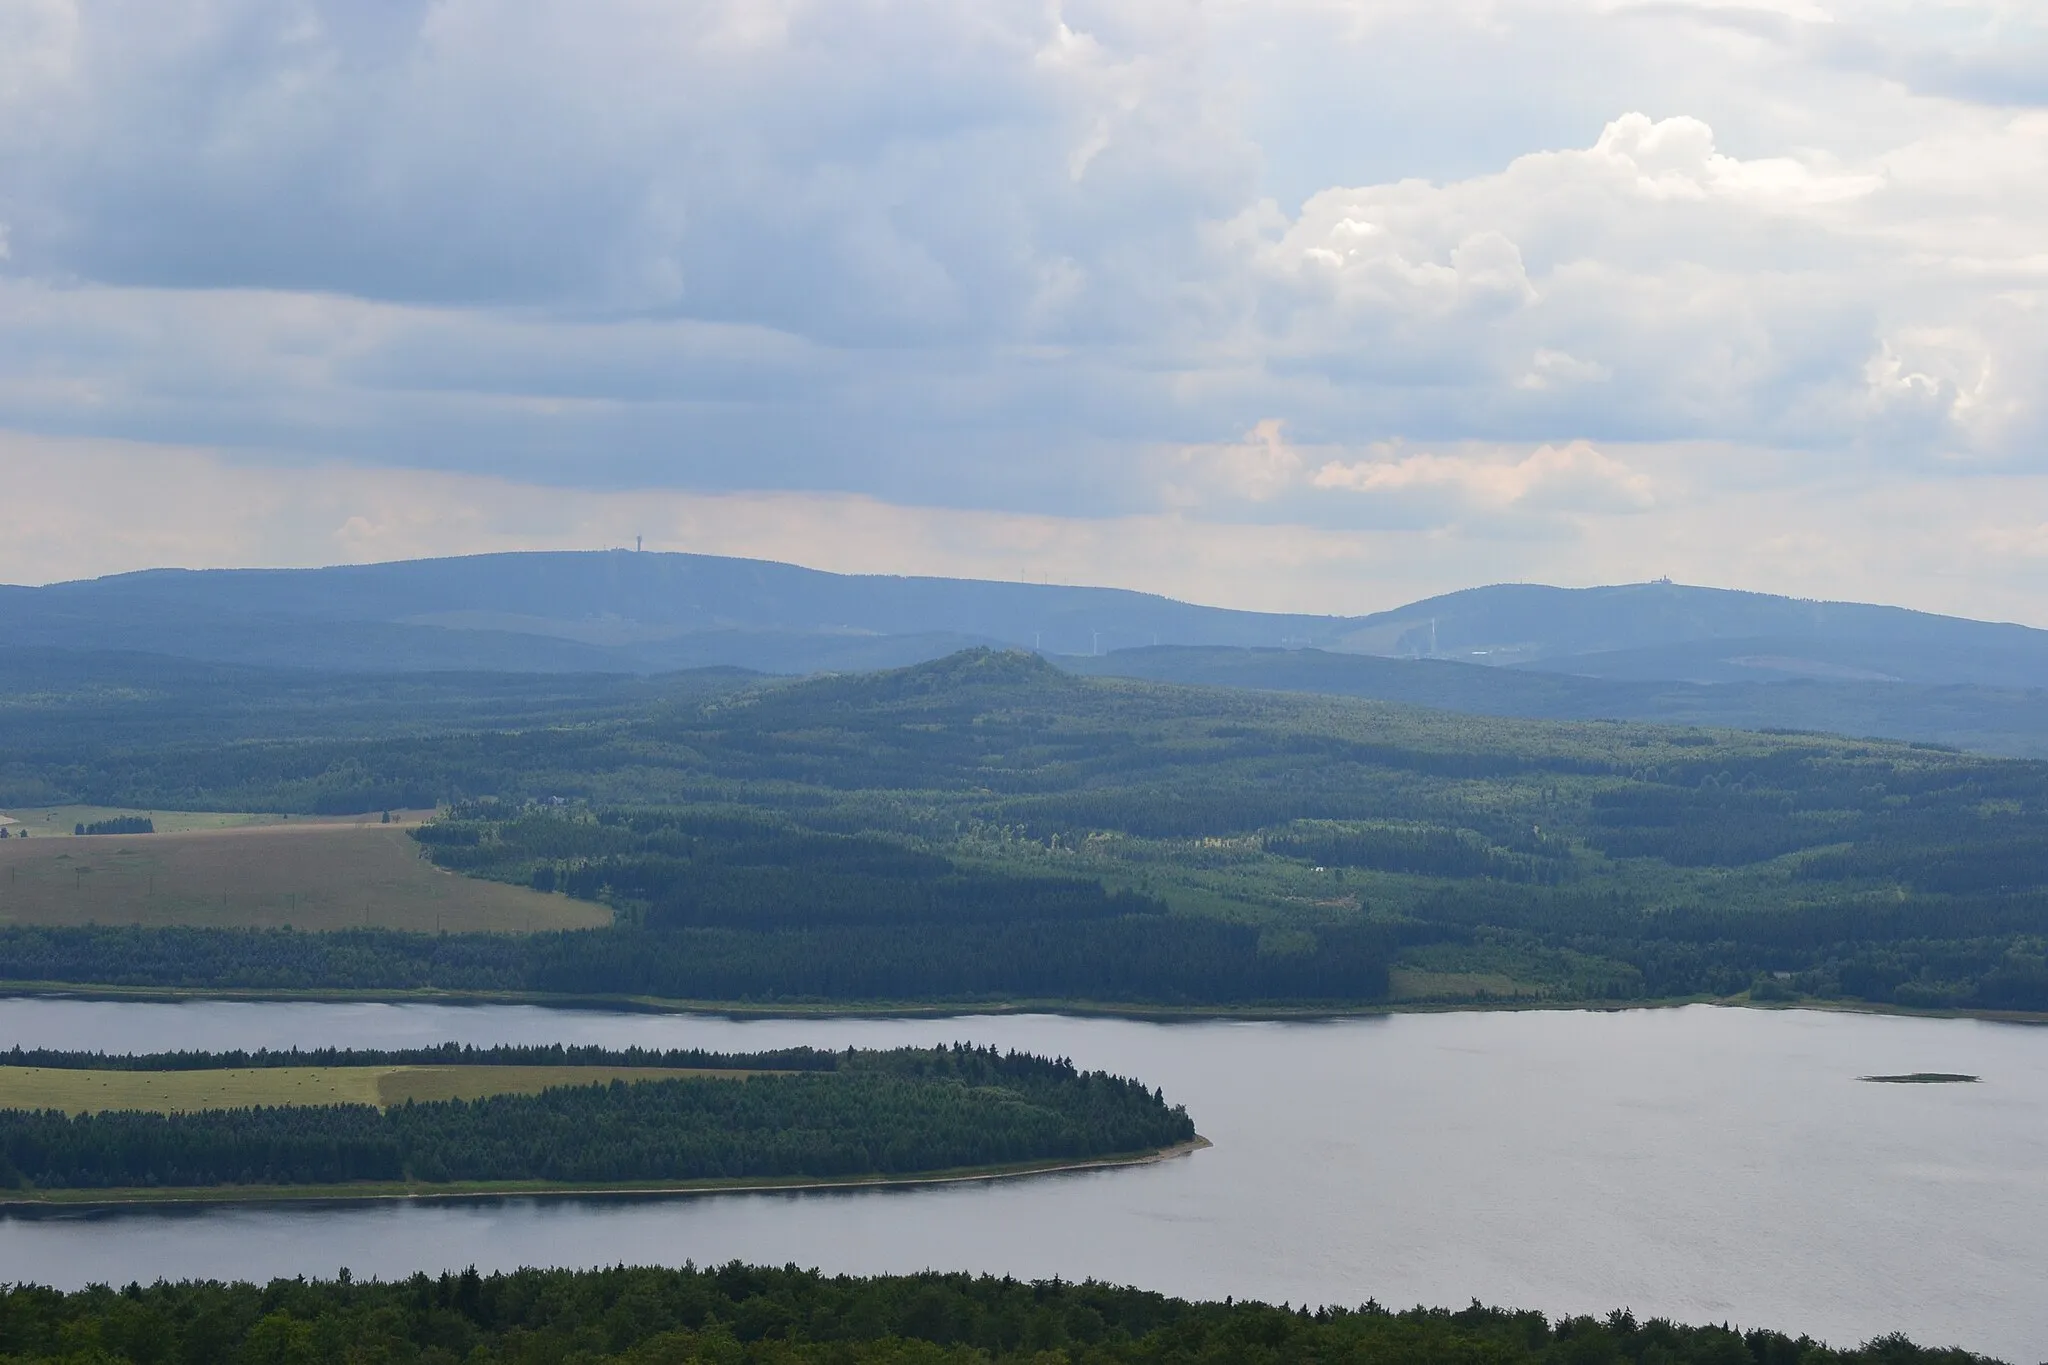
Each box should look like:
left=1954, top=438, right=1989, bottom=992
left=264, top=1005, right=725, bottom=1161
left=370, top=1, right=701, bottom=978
left=1340, top=581, right=2048, bottom=687
left=4, top=549, right=2046, bottom=691
left=0, top=551, right=1343, bottom=673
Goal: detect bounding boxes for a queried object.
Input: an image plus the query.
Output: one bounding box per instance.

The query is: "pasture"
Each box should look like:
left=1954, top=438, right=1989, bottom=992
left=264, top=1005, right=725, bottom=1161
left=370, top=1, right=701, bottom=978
left=0, top=806, right=434, bottom=838
left=0, top=1065, right=752, bottom=1114
left=0, top=822, right=608, bottom=933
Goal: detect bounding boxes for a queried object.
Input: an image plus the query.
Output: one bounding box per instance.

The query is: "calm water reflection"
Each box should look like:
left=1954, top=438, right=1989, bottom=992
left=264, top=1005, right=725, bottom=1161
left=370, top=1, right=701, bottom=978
left=1, top=998, right=2042, bottom=1360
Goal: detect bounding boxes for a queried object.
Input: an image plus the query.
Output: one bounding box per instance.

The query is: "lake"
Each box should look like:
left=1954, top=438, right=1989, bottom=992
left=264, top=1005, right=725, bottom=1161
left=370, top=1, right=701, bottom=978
left=1, top=998, right=2042, bottom=1361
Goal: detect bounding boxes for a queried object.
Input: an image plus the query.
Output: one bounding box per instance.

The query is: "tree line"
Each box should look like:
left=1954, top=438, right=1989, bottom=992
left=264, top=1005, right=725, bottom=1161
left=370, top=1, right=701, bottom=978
left=420, top=804, right=1168, bottom=929
left=75, top=816, right=153, bottom=836
left=0, top=920, right=1393, bottom=1006
left=0, top=1042, right=840, bottom=1073
left=0, top=1263, right=1993, bottom=1365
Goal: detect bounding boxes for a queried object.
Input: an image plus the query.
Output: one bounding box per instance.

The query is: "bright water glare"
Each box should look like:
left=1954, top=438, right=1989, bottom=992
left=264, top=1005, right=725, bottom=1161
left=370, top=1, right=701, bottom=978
left=0, top=999, right=2043, bottom=1361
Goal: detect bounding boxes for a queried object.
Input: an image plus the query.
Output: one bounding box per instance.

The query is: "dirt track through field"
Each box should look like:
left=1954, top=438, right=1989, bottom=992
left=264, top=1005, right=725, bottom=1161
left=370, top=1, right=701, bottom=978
left=0, top=824, right=608, bottom=933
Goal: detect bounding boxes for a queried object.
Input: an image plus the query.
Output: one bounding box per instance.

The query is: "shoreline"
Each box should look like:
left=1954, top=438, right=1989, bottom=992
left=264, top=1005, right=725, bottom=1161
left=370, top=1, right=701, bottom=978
left=0, top=979, right=2042, bottom=1027
left=0, top=1137, right=1212, bottom=1211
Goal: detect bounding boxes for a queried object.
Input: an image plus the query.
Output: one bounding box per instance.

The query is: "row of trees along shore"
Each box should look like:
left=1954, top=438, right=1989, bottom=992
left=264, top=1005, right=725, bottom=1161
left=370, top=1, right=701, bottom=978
left=0, top=1264, right=1993, bottom=1364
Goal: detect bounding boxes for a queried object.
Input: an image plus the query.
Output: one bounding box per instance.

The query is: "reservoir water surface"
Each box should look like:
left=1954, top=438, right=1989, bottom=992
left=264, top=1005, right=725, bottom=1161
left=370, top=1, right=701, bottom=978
left=1, top=998, right=2042, bottom=1361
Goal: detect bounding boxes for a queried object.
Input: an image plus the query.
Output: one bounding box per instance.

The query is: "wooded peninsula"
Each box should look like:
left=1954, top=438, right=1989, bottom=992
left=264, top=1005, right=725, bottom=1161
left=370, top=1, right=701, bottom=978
left=0, top=1044, right=1195, bottom=1202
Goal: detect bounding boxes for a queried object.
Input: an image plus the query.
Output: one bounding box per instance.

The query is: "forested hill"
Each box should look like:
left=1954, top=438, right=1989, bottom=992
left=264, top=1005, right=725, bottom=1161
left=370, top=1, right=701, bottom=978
left=10, top=549, right=2048, bottom=687
left=1337, top=579, right=2048, bottom=684
left=13, top=553, right=2048, bottom=753
left=1064, top=646, right=2048, bottom=759
left=0, top=550, right=1343, bottom=671
left=8, top=648, right=2048, bottom=1012
left=0, top=646, right=764, bottom=752
left=11, top=635, right=2048, bottom=766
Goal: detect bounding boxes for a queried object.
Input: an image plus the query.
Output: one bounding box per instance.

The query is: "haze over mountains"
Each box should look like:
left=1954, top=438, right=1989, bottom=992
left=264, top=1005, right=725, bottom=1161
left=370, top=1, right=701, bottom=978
left=0, top=552, right=1344, bottom=675
left=5, top=550, right=2048, bottom=755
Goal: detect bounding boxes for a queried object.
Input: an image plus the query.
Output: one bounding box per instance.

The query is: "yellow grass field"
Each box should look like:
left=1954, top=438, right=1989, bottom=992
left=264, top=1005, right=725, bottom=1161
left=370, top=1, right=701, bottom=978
left=0, top=806, right=437, bottom=839
left=0, top=1065, right=754, bottom=1114
left=0, top=822, right=608, bottom=933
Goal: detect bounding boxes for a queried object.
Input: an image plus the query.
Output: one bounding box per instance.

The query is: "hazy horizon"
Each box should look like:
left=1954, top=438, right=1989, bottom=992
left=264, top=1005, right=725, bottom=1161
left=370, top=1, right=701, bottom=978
left=9, top=548, right=2044, bottom=637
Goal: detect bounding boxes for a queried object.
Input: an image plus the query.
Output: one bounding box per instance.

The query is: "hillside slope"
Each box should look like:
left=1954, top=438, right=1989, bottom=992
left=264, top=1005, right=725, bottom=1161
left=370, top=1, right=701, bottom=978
left=0, top=551, right=1341, bottom=671
left=1066, top=646, right=2048, bottom=758
left=7, top=648, right=2047, bottom=1012
left=1338, top=580, right=2048, bottom=686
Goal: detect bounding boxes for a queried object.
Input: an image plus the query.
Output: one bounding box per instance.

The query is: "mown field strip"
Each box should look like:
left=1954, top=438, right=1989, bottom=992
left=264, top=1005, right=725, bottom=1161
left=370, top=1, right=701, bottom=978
left=0, top=823, right=607, bottom=933
left=0, top=1065, right=756, bottom=1114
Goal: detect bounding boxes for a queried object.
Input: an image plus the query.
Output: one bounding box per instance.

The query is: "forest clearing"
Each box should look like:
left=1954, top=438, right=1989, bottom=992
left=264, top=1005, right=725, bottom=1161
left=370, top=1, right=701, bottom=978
left=0, top=821, right=606, bottom=933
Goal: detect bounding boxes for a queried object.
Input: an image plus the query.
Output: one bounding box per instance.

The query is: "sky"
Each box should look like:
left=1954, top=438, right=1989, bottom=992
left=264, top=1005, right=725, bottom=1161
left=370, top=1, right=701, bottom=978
left=1, top=0, right=2045, bottom=620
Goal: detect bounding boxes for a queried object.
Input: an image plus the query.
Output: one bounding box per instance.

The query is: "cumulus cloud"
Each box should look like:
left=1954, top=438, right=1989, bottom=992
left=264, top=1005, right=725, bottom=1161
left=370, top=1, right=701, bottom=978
left=0, top=0, right=2043, bottom=608
left=1168, top=420, right=1306, bottom=505
left=0, top=1, right=1250, bottom=341
left=1166, top=424, right=1654, bottom=535
left=9, top=430, right=2048, bottom=628
left=1312, top=441, right=1656, bottom=516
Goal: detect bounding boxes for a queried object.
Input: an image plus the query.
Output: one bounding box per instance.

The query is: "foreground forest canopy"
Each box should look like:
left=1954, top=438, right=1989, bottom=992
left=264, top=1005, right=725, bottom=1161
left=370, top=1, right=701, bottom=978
left=0, top=1045, right=1191, bottom=1195
left=4, top=648, right=2046, bottom=1011
left=0, top=1264, right=1995, bottom=1365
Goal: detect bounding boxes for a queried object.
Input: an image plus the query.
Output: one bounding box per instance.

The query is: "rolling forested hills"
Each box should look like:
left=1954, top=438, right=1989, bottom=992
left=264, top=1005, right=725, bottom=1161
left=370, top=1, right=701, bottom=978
left=11, top=635, right=2048, bottom=769
left=4, top=649, right=2045, bottom=1013
left=0, top=550, right=1340, bottom=671
left=10, top=552, right=2048, bottom=758
left=10, top=551, right=2048, bottom=688
left=0, top=646, right=763, bottom=754
left=1068, top=647, right=2048, bottom=758
left=1338, top=579, right=2048, bottom=684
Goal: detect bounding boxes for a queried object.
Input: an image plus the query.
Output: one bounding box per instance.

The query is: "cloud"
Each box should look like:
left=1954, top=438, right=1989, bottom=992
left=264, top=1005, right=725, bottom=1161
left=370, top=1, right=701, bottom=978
left=1516, top=349, right=1612, bottom=391
left=10, top=430, right=2048, bottom=630
left=0, top=429, right=1436, bottom=613
left=1168, top=420, right=1306, bottom=505
left=0, top=2, right=1252, bottom=343
left=1166, top=425, right=1653, bottom=535
left=1312, top=440, right=1656, bottom=515
left=0, top=0, right=2043, bottom=611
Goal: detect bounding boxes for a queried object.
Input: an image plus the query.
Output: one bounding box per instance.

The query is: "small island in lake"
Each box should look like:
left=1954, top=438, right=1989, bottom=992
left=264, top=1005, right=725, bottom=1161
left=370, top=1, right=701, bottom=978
left=0, top=1042, right=1200, bottom=1203
left=1857, top=1072, right=1980, bottom=1084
